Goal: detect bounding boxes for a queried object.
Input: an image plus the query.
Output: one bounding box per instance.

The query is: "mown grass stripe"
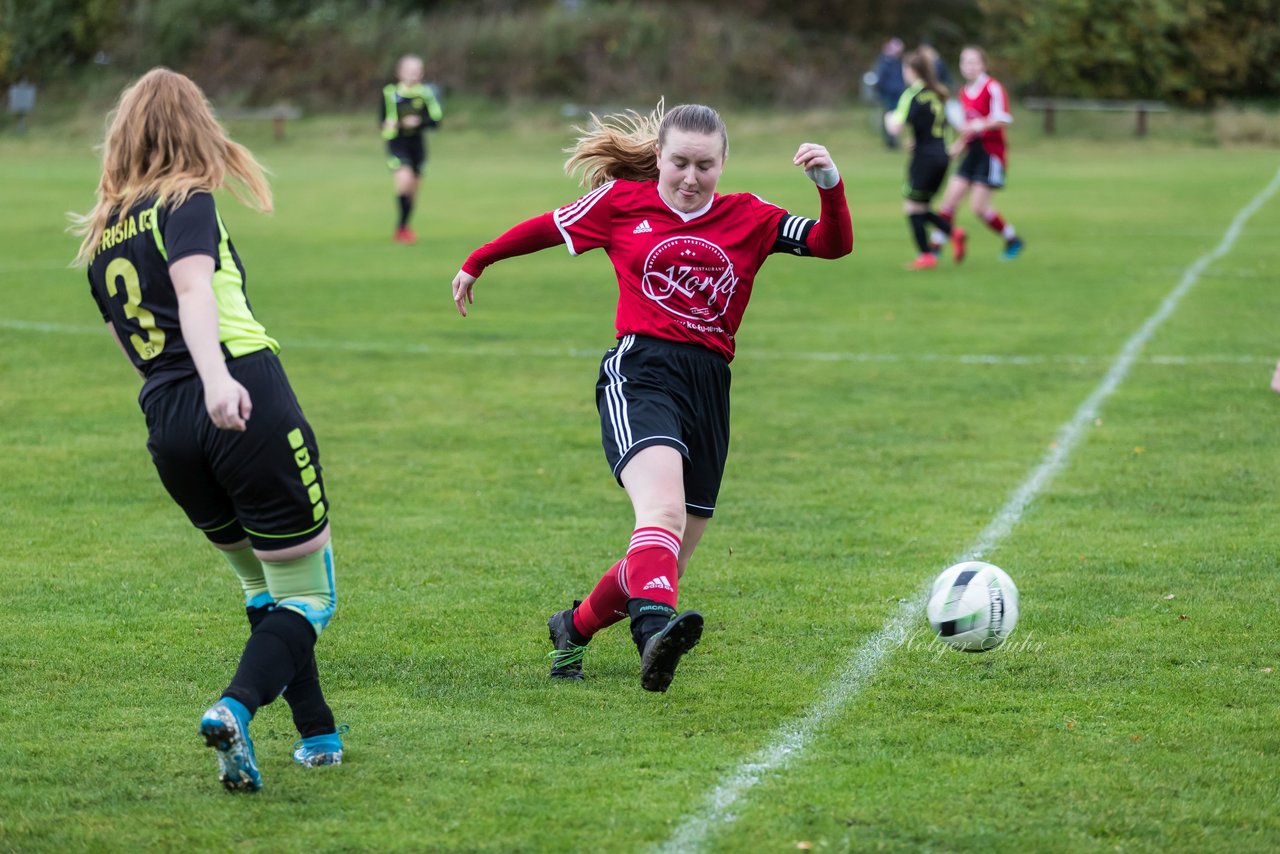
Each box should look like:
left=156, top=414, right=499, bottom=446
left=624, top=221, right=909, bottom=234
left=1, top=319, right=1273, bottom=367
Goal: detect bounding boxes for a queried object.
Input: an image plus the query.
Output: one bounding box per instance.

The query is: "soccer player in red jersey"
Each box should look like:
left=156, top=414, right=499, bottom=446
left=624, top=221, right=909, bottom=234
left=450, top=102, right=853, bottom=692
left=938, top=46, right=1025, bottom=261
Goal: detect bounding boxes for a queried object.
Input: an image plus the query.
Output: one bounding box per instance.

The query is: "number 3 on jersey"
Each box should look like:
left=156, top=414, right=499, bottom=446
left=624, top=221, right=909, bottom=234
left=104, top=257, right=166, bottom=360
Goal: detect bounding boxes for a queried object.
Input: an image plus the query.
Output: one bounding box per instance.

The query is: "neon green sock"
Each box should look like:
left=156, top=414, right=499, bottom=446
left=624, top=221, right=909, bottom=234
left=262, top=543, right=336, bottom=635
left=220, top=546, right=272, bottom=608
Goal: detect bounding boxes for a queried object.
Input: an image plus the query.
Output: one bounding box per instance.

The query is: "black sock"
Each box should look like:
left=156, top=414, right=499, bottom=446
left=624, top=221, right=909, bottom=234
left=223, top=608, right=316, bottom=715
left=284, top=659, right=336, bottom=738
left=566, top=599, right=590, bottom=646
left=397, top=194, right=412, bottom=229
left=924, top=211, right=952, bottom=236
left=628, top=598, right=676, bottom=654
left=246, top=605, right=335, bottom=737
left=908, top=213, right=930, bottom=254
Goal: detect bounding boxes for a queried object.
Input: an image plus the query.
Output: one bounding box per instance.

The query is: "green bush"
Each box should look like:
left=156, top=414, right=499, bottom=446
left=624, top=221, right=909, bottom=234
left=977, top=0, right=1280, bottom=106
left=8, top=0, right=1278, bottom=108
left=2, top=1, right=877, bottom=109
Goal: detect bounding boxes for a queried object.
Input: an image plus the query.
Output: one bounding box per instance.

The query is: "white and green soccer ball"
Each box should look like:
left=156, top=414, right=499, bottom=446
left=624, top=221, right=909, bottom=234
left=926, top=561, right=1019, bottom=652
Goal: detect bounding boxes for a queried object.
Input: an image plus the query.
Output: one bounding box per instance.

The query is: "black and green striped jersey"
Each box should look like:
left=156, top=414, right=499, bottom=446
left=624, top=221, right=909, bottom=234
left=379, top=83, right=443, bottom=140
left=892, top=82, right=948, bottom=157
left=87, top=192, right=278, bottom=407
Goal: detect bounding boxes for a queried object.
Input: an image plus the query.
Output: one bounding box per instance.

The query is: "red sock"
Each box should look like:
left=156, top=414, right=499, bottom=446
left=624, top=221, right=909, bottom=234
left=982, top=210, right=1006, bottom=234
left=572, top=560, right=628, bottom=639
left=621, top=526, right=681, bottom=609
left=938, top=208, right=955, bottom=226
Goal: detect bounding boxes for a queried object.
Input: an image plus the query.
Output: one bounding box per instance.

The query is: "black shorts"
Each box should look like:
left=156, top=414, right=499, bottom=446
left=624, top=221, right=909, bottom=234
left=955, top=140, right=1006, bottom=188
left=387, top=136, right=425, bottom=176
left=596, top=334, right=731, bottom=518
left=143, top=349, right=329, bottom=550
left=905, top=152, right=950, bottom=202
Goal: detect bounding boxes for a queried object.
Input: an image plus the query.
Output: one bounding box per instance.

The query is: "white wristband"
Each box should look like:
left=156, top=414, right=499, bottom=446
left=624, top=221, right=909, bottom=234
left=806, top=165, right=840, bottom=190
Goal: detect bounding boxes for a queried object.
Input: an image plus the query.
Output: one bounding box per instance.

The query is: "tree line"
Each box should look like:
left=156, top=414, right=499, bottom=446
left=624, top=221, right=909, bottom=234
left=2, top=0, right=1277, bottom=107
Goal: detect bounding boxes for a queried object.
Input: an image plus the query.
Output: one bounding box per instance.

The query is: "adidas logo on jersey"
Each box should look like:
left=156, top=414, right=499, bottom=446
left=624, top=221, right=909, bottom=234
left=633, top=219, right=653, bottom=234
left=643, top=575, right=674, bottom=593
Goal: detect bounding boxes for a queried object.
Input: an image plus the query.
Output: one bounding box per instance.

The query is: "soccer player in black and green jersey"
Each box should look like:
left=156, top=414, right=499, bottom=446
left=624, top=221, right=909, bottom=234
left=381, top=53, right=443, bottom=244
left=72, top=68, right=345, bottom=792
left=885, top=47, right=964, bottom=270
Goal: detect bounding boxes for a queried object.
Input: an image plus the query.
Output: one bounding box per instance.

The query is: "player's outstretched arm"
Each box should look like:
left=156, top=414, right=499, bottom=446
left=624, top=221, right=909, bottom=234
left=793, top=142, right=840, bottom=189
left=792, top=142, right=853, bottom=258
left=450, top=211, right=563, bottom=318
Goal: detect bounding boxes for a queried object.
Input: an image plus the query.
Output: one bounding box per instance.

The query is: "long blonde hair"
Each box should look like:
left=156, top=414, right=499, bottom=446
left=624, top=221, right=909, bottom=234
left=564, top=99, right=728, bottom=190
left=71, top=67, right=272, bottom=265
left=905, top=47, right=950, bottom=101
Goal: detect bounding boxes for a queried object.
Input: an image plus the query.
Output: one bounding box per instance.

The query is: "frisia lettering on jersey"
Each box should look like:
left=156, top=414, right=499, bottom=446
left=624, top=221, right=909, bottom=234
left=95, top=207, right=157, bottom=258
left=640, top=236, right=739, bottom=324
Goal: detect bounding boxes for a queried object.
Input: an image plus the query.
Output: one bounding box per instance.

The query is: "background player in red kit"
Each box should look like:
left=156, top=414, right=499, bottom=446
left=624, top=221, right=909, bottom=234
left=450, top=102, right=853, bottom=692
left=938, top=46, right=1025, bottom=260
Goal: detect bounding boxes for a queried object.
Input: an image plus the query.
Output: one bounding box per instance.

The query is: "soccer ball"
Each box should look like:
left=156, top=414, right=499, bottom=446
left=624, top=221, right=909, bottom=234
left=926, top=561, right=1019, bottom=652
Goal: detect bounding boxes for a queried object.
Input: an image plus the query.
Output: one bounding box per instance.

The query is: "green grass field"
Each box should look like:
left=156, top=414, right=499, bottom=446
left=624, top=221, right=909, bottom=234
left=2, top=109, right=1278, bottom=853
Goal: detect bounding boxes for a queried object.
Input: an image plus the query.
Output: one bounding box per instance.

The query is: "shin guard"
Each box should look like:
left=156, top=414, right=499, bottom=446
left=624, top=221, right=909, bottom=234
left=263, top=543, right=337, bottom=636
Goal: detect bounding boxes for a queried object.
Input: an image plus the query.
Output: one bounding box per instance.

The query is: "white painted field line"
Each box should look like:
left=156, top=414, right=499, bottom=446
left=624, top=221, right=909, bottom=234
left=0, top=319, right=1272, bottom=368
left=657, top=169, right=1280, bottom=854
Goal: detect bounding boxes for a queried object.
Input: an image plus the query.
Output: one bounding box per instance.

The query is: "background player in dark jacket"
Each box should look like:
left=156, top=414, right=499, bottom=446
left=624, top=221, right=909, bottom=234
left=381, top=54, right=443, bottom=244
left=873, top=37, right=906, bottom=149
left=885, top=47, right=963, bottom=270
left=71, top=68, right=344, bottom=792
left=449, top=102, right=853, bottom=693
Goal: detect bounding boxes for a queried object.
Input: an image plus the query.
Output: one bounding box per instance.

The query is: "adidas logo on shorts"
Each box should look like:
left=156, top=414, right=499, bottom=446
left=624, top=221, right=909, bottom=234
left=643, top=575, right=674, bottom=593
left=633, top=219, right=652, bottom=234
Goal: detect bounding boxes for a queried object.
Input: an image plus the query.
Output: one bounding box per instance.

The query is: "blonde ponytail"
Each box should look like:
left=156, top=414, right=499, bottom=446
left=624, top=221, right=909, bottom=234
left=564, top=99, right=728, bottom=189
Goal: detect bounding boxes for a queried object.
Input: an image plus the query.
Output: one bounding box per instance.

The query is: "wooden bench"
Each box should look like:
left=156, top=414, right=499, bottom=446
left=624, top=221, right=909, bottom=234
left=1024, top=97, right=1169, bottom=137
left=217, top=106, right=303, bottom=141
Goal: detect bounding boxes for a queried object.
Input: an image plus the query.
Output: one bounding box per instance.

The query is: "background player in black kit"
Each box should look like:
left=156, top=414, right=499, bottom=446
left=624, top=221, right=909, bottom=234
left=885, top=47, right=963, bottom=270
left=381, top=53, right=443, bottom=244
left=450, top=102, right=853, bottom=692
left=71, top=68, right=344, bottom=792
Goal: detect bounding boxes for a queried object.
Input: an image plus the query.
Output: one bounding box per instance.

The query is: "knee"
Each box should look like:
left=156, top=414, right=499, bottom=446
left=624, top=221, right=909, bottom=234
left=640, top=502, right=687, bottom=540
left=265, top=543, right=337, bottom=636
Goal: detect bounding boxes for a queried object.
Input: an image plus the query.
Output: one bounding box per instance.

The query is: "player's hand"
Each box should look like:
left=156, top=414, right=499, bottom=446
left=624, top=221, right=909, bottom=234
left=948, top=138, right=968, bottom=158
left=794, top=143, right=840, bottom=189
left=204, top=374, right=252, bottom=432
left=452, top=270, right=477, bottom=317
left=401, top=115, right=422, bottom=130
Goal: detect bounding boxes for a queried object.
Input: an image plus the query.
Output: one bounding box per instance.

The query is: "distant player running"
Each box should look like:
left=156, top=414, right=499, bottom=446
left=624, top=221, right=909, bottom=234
left=885, top=47, right=959, bottom=270
left=938, top=46, right=1025, bottom=260
left=381, top=54, right=443, bottom=244
left=450, top=102, right=853, bottom=692
left=72, top=68, right=344, bottom=791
